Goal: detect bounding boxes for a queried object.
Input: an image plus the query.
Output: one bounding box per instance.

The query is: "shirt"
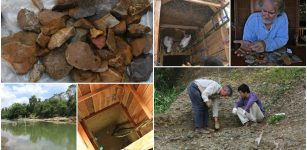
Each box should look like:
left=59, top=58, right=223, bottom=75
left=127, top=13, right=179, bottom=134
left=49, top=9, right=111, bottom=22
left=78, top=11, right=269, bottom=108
left=194, top=79, right=222, bottom=117
left=235, top=92, right=265, bottom=114
left=243, top=12, right=289, bottom=52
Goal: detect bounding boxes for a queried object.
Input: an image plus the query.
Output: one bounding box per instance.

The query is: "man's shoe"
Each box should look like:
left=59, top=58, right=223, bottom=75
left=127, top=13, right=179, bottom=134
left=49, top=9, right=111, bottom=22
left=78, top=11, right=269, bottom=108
left=205, top=127, right=215, bottom=132
left=215, top=122, right=220, bottom=130
left=195, top=128, right=210, bottom=134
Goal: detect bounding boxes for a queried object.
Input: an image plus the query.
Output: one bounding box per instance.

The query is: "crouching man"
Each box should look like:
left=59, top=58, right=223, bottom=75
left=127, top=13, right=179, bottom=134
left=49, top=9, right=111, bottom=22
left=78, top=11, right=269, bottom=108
left=232, top=84, right=265, bottom=126
left=187, top=79, right=232, bottom=134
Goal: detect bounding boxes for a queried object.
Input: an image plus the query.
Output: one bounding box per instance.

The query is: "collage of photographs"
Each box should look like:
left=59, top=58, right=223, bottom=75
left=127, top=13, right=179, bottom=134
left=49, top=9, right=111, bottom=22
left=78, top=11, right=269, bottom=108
left=0, top=0, right=306, bottom=150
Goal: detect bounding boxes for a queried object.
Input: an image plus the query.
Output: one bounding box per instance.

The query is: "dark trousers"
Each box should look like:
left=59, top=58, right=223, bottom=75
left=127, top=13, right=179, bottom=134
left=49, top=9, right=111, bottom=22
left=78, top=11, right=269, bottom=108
left=187, top=81, right=209, bottom=128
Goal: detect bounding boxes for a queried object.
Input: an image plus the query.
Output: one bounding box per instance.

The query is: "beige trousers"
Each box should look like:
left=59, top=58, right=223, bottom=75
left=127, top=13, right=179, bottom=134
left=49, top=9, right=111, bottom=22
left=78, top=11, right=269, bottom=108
left=236, top=103, right=264, bottom=124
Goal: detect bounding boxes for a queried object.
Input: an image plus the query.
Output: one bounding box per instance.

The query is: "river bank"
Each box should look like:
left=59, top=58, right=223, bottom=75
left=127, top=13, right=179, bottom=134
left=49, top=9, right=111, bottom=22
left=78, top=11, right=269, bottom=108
left=3, top=116, right=76, bottom=124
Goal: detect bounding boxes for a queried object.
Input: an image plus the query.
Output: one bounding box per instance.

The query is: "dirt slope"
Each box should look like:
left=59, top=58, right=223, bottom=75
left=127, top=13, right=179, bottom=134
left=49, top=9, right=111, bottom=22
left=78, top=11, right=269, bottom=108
left=155, top=69, right=306, bottom=150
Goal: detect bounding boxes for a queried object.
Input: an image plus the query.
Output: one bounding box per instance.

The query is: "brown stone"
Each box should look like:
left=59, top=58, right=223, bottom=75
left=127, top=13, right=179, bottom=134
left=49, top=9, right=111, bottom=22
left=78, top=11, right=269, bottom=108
left=65, top=41, right=102, bottom=71
left=128, top=0, right=150, bottom=16
left=17, top=9, right=40, bottom=33
left=115, top=36, right=132, bottom=65
left=129, top=34, right=152, bottom=57
left=91, top=60, right=108, bottom=73
left=126, top=15, right=142, bottom=25
left=29, top=64, right=45, bottom=82
left=32, top=0, right=44, bottom=10
left=43, top=47, right=73, bottom=79
left=99, top=68, right=123, bottom=82
left=94, top=13, right=120, bottom=31
left=106, top=29, right=117, bottom=52
left=36, top=32, right=50, bottom=48
left=1, top=31, right=38, bottom=74
left=97, top=49, right=115, bottom=60
left=70, top=28, right=88, bottom=43
left=38, top=10, right=67, bottom=25
left=52, top=0, right=76, bottom=11
left=71, top=69, right=101, bottom=82
left=40, top=18, right=66, bottom=35
left=112, top=20, right=126, bottom=35
left=108, top=54, right=124, bottom=68
left=48, top=27, right=75, bottom=50
left=111, top=0, right=129, bottom=19
left=91, top=35, right=106, bottom=49
left=38, top=48, right=50, bottom=57
left=73, top=18, right=94, bottom=29
left=90, top=28, right=104, bottom=38
left=128, top=24, right=151, bottom=37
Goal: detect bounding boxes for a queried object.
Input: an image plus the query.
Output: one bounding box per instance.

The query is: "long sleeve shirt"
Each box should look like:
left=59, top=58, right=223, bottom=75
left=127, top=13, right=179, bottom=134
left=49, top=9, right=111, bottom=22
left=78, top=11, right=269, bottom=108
left=235, top=92, right=265, bottom=114
left=194, top=79, right=222, bottom=117
left=243, top=12, right=288, bottom=52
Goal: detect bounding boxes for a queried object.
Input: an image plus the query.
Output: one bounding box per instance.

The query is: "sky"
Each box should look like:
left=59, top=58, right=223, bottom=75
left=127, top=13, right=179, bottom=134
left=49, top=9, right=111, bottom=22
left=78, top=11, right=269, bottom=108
left=0, top=84, right=74, bottom=109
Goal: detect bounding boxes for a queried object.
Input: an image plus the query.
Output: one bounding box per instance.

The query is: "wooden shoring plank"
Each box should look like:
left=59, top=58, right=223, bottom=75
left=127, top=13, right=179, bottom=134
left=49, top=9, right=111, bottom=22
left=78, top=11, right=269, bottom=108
left=154, top=0, right=161, bottom=65
left=125, top=85, right=152, bottom=119
left=78, top=85, right=116, bottom=103
left=160, top=24, right=199, bottom=30
left=184, top=0, right=221, bottom=7
left=78, top=121, right=96, bottom=150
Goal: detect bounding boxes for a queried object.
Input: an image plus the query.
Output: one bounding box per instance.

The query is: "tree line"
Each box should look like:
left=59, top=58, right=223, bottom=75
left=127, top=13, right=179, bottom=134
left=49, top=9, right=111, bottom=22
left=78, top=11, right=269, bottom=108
left=1, top=92, right=76, bottom=119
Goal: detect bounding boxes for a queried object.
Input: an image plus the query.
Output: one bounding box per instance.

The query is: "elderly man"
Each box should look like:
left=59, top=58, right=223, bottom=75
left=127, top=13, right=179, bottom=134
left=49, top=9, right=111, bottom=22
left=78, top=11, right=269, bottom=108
left=187, top=79, right=232, bottom=134
left=234, top=0, right=288, bottom=56
left=232, top=84, right=265, bottom=126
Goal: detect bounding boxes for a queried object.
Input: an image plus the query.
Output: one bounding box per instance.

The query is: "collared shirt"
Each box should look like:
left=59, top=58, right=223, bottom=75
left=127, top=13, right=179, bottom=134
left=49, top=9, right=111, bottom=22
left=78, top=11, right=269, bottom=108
left=235, top=92, right=265, bottom=114
left=194, top=79, right=222, bottom=117
left=243, top=12, right=289, bottom=52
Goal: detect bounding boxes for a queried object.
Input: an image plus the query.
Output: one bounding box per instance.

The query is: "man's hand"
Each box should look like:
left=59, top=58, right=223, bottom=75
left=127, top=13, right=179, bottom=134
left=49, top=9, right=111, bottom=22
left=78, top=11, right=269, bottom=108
left=232, top=108, right=237, bottom=114
left=233, top=40, right=252, bottom=57
left=205, top=99, right=212, bottom=108
left=250, top=41, right=265, bottom=53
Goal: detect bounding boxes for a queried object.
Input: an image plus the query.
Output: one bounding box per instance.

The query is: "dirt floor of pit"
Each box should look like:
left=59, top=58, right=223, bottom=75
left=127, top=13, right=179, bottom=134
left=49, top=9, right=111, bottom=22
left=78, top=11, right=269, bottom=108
left=154, top=69, right=306, bottom=150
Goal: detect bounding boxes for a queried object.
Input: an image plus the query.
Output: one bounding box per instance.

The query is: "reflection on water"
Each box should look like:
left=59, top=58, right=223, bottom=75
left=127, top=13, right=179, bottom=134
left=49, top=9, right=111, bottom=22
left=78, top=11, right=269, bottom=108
left=1, top=120, right=76, bottom=150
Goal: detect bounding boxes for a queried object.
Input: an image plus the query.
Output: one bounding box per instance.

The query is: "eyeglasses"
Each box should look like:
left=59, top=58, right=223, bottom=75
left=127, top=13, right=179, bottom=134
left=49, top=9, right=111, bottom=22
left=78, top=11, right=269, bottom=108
left=261, top=9, right=276, bottom=16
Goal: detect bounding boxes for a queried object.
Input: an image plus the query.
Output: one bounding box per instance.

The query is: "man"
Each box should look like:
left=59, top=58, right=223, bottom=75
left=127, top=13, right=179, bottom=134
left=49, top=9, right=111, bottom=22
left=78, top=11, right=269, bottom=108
left=232, top=84, right=265, bottom=126
left=234, top=0, right=288, bottom=56
left=187, top=79, right=232, bottom=134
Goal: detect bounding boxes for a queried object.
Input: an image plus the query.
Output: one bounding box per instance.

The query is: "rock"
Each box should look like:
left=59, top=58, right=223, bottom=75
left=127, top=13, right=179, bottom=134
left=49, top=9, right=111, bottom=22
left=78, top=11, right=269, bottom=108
left=40, top=18, right=66, bottom=35
left=32, top=0, right=44, bottom=10
left=70, top=28, right=88, bottom=43
left=38, top=48, right=50, bottom=57
left=38, top=10, right=67, bottom=26
left=100, top=68, right=123, bottom=82
left=52, top=0, right=76, bottom=11
left=128, top=0, right=150, bottom=16
left=28, top=64, right=45, bottom=82
left=111, top=0, right=129, bottom=19
left=115, top=36, right=132, bottom=65
left=65, top=41, right=102, bottom=71
left=281, top=54, right=291, bottom=65
left=43, top=47, right=73, bottom=79
left=1, top=31, right=38, bottom=74
left=129, top=34, right=152, bottom=57
left=127, top=54, right=153, bottom=82
left=126, top=15, right=142, bottom=25
left=113, top=20, right=126, bottom=35
left=36, top=32, right=50, bottom=48
left=73, top=18, right=94, bottom=29
left=128, top=24, right=151, bottom=37
left=108, top=54, right=123, bottom=68
left=91, top=35, right=106, bottom=49
left=48, top=27, right=75, bottom=50
left=92, top=60, right=108, bottom=73
left=97, top=49, right=115, bottom=60
left=17, top=9, right=40, bottom=33
left=90, top=28, right=104, bottom=38
left=71, top=69, right=101, bottom=82
left=106, top=29, right=117, bottom=52
left=94, top=13, right=120, bottom=31
left=71, top=5, right=96, bottom=19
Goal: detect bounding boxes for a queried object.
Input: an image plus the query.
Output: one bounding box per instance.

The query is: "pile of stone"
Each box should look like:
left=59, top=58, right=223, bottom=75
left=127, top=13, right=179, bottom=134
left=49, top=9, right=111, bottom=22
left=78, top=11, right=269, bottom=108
left=1, top=0, right=153, bottom=82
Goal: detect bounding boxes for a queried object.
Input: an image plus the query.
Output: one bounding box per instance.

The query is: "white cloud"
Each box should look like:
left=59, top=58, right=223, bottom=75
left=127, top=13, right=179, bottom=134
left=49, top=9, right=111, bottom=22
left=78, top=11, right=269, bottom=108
left=11, top=84, right=48, bottom=97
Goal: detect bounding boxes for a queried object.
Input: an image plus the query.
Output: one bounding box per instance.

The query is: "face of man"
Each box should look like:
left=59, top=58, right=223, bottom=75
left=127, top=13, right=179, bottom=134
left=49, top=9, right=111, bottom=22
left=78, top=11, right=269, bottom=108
left=239, top=91, right=249, bottom=99
left=261, top=0, right=278, bottom=25
left=220, top=89, right=229, bottom=96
